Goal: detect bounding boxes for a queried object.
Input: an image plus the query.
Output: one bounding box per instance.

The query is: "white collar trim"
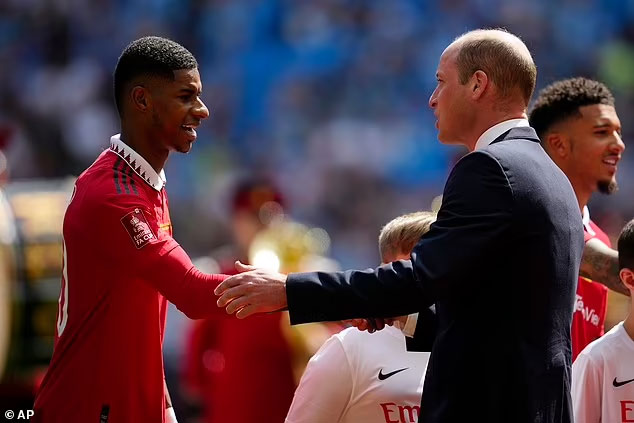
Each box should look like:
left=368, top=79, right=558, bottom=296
left=474, top=119, right=530, bottom=151
left=582, top=206, right=595, bottom=236
left=109, top=134, right=166, bottom=191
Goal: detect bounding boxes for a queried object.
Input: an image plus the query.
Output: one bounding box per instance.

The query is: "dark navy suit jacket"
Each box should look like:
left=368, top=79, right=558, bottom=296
left=286, top=127, right=584, bottom=423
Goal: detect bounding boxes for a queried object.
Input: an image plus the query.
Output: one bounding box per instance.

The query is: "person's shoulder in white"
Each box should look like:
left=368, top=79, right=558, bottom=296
left=335, top=324, right=406, bottom=352
left=572, top=322, right=634, bottom=423
left=286, top=325, right=428, bottom=423
left=577, top=322, right=626, bottom=360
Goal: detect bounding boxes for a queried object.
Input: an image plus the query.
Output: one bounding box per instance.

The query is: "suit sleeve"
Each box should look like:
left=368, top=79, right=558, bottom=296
left=286, top=151, right=514, bottom=324
left=99, top=193, right=227, bottom=319
left=285, top=335, right=352, bottom=423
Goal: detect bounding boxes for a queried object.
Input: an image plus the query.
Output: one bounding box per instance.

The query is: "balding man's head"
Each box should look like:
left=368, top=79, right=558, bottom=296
left=449, top=29, right=536, bottom=106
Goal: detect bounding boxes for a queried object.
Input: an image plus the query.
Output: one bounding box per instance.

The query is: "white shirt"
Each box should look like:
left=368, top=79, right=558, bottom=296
left=582, top=206, right=596, bottom=237
left=572, top=322, right=634, bottom=423
left=474, top=118, right=530, bottom=151
left=285, top=325, right=430, bottom=423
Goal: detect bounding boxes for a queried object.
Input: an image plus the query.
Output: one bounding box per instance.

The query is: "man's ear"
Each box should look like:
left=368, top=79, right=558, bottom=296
left=131, top=85, right=151, bottom=112
left=544, top=132, right=571, bottom=159
left=471, top=70, right=489, bottom=100
left=620, top=268, right=634, bottom=292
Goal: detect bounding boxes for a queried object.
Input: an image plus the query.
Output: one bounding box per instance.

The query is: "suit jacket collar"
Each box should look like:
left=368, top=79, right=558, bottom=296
left=489, top=126, right=541, bottom=146
left=475, top=119, right=530, bottom=150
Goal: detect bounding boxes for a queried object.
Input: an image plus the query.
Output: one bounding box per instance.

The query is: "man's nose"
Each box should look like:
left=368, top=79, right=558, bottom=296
left=194, top=98, right=210, bottom=120
left=429, top=92, right=438, bottom=109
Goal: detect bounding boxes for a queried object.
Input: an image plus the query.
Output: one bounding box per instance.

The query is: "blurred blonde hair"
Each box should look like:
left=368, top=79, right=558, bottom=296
left=378, top=211, right=437, bottom=262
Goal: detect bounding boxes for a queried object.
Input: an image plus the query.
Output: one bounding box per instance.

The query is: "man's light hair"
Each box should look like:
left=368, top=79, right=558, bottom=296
left=379, top=211, right=437, bottom=262
left=452, top=29, right=536, bottom=106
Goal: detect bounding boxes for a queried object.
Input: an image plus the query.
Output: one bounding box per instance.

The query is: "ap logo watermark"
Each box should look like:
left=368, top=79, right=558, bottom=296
left=4, top=409, right=34, bottom=420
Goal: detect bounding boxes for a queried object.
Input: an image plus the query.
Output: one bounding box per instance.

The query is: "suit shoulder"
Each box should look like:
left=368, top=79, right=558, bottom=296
left=484, top=138, right=552, bottom=167
left=452, top=149, right=510, bottom=176
left=448, top=150, right=511, bottom=191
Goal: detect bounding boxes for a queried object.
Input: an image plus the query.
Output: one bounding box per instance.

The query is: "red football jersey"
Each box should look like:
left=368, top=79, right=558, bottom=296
left=34, top=136, right=225, bottom=422
left=571, top=211, right=610, bottom=362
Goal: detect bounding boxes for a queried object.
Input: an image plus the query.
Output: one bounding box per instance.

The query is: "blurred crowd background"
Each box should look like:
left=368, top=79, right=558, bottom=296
left=1, top=0, right=634, bottom=420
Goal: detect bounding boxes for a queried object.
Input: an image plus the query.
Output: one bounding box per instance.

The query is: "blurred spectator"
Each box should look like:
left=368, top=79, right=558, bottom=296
left=182, top=178, right=296, bottom=423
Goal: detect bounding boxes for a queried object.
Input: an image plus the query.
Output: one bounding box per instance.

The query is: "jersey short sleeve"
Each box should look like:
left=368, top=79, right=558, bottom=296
left=571, top=352, right=603, bottom=423
left=286, top=335, right=352, bottom=423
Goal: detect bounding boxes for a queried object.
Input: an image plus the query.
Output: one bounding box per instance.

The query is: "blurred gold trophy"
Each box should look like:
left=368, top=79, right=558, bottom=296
left=248, top=216, right=340, bottom=383
left=248, top=215, right=336, bottom=274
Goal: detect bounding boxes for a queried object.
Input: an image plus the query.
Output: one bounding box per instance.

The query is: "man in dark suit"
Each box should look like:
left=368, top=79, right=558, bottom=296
left=215, top=29, right=583, bottom=423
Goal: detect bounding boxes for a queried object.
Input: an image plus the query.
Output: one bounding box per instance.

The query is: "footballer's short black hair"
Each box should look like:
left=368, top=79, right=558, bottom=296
left=528, top=77, right=615, bottom=140
left=618, top=219, right=634, bottom=271
left=114, top=36, right=198, bottom=116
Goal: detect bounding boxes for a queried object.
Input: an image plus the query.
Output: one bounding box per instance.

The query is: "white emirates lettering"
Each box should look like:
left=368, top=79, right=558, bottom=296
left=575, top=294, right=600, bottom=327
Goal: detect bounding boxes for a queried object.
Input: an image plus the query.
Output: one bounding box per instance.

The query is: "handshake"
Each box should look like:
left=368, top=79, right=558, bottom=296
left=214, top=261, right=407, bottom=333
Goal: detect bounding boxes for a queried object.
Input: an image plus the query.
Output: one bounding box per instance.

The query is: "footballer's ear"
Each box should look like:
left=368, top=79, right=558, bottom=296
left=131, top=85, right=151, bottom=112
left=544, top=132, right=571, bottom=159
left=619, top=268, right=634, bottom=292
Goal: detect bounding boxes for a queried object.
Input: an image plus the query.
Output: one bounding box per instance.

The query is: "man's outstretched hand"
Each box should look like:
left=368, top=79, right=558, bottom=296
left=214, top=261, right=288, bottom=319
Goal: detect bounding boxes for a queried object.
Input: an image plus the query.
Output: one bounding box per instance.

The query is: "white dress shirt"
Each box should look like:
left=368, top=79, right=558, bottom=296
left=474, top=118, right=530, bottom=151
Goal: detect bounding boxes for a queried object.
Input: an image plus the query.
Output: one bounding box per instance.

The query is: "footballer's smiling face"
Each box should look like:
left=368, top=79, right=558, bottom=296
left=564, top=103, right=625, bottom=196
left=148, top=68, right=210, bottom=154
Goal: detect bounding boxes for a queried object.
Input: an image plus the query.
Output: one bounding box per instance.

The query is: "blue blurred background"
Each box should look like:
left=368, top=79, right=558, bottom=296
left=2, top=0, right=634, bottom=265
left=2, top=0, right=634, bottom=419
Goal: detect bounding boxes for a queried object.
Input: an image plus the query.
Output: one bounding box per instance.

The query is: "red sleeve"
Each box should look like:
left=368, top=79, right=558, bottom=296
left=145, top=245, right=228, bottom=319
left=97, top=193, right=180, bottom=274
left=97, top=193, right=227, bottom=319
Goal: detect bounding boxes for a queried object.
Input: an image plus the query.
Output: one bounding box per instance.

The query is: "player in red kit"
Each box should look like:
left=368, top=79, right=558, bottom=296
left=529, top=77, right=626, bottom=360
left=33, top=36, right=227, bottom=423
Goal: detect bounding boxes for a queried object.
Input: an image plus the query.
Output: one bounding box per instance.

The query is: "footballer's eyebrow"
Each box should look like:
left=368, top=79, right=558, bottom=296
left=593, top=122, right=622, bottom=134
left=178, top=85, right=202, bottom=95
left=593, top=122, right=619, bottom=129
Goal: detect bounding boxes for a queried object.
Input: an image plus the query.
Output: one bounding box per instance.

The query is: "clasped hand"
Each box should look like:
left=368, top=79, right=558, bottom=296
left=214, top=261, right=288, bottom=318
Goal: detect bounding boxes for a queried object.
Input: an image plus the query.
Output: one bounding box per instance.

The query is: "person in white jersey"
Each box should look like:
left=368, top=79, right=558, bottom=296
left=572, top=217, right=634, bottom=423
left=285, top=211, right=437, bottom=423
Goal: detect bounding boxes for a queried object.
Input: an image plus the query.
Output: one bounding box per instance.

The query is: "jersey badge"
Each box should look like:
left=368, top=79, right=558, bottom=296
left=121, top=208, right=156, bottom=249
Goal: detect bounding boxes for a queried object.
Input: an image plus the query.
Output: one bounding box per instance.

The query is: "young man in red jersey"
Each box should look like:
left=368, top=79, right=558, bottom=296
left=33, top=36, right=227, bottom=423
left=529, top=77, right=627, bottom=361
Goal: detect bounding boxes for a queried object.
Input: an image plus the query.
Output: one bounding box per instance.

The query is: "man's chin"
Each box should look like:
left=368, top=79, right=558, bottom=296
left=174, top=140, right=194, bottom=154
left=598, top=179, right=618, bottom=195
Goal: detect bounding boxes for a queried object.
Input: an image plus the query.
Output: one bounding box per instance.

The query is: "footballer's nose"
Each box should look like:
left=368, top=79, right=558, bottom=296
left=614, top=133, right=625, bottom=153
left=193, top=98, right=210, bottom=120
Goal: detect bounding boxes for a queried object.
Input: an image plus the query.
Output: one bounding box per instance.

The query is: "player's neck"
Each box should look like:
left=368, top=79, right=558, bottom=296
left=119, top=127, right=168, bottom=174
left=571, top=184, right=591, bottom=214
